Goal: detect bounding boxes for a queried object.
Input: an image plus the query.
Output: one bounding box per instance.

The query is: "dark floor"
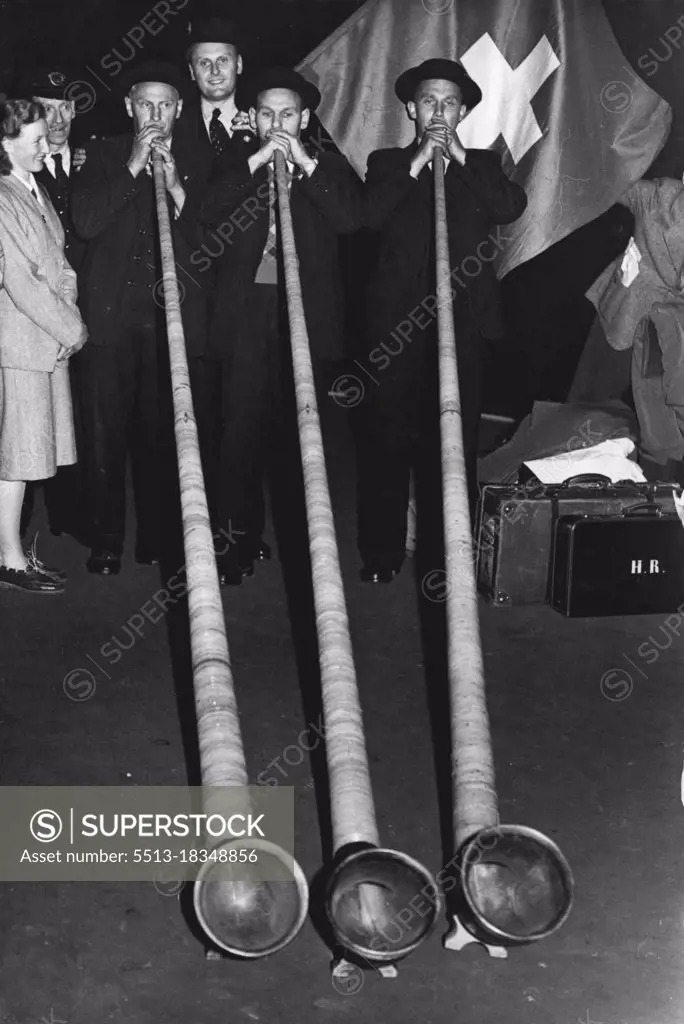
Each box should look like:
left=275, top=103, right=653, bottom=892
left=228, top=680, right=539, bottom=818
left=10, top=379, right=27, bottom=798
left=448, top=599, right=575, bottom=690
left=1, top=399, right=684, bottom=1024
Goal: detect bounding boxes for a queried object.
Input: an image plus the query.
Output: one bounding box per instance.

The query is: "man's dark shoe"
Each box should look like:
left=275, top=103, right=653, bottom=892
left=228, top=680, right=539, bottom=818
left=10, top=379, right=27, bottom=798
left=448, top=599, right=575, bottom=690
left=135, top=547, right=160, bottom=566
left=87, top=550, right=122, bottom=575
left=360, top=563, right=401, bottom=584
left=250, top=539, right=271, bottom=561
left=217, top=555, right=254, bottom=587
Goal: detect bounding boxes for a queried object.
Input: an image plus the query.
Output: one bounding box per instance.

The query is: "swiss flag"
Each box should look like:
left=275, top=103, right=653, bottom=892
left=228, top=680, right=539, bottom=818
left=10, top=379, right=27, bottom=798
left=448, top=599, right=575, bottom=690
left=297, top=0, right=671, bottom=276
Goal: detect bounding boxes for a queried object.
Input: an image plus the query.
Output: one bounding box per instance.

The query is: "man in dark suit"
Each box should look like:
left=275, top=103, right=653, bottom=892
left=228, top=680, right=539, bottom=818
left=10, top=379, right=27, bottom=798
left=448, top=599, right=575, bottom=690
left=19, top=67, right=88, bottom=273
left=174, top=16, right=259, bottom=564
left=356, top=59, right=528, bottom=583
left=195, top=67, right=362, bottom=584
left=71, top=61, right=210, bottom=575
left=16, top=65, right=89, bottom=542
left=180, top=16, right=251, bottom=164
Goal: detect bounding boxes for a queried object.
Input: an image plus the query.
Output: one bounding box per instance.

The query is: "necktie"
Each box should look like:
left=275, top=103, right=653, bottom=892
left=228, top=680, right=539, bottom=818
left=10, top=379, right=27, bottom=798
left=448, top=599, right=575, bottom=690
left=209, top=108, right=231, bottom=155
left=52, top=152, right=69, bottom=189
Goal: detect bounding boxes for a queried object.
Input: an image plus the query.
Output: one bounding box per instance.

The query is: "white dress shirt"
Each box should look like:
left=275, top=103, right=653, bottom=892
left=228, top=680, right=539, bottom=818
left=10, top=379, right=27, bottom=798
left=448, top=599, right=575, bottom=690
left=43, top=145, right=71, bottom=178
left=201, top=97, right=237, bottom=140
left=282, top=159, right=297, bottom=187
left=410, top=150, right=451, bottom=180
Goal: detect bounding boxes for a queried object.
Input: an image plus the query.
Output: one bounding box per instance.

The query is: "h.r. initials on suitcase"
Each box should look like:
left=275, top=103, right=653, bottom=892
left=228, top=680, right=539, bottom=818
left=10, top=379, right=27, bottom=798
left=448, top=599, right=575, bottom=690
left=551, top=509, right=684, bottom=617
left=631, top=559, right=663, bottom=574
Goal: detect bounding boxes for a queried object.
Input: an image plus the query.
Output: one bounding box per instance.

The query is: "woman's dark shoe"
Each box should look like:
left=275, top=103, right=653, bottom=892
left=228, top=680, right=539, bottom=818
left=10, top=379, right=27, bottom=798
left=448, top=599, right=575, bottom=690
left=0, top=564, right=64, bottom=593
left=24, top=534, right=67, bottom=583
left=87, top=550, right=122, bottom=575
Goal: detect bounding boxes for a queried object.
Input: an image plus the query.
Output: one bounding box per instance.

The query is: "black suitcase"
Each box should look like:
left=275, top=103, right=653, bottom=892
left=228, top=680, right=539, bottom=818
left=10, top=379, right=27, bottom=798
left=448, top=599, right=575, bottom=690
left=475, top=474, right=682, bottom=606
left=550, top=504, right=684, bottom=617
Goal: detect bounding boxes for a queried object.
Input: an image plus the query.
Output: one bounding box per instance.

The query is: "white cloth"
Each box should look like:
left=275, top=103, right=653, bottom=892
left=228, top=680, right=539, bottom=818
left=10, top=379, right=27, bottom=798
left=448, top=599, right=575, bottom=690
left=43, top=145, right=71, bottom=178
left=673, top=489, right=684, bottom=528
left=620, top=236, right=642, bottom=287
left=523, top=437, right=647, bottom=484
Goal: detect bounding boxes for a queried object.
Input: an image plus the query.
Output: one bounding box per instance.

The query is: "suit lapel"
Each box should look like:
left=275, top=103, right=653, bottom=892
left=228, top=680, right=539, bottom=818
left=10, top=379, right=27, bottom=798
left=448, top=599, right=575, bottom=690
left=3, top=174, right=62, bottom=246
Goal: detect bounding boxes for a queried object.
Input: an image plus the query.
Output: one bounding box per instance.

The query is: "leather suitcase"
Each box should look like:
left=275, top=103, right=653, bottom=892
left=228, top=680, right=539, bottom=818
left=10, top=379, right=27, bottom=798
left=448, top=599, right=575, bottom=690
left=475, top=474, right=682, bottom=606
left=550, top=504, right=684, bottom=617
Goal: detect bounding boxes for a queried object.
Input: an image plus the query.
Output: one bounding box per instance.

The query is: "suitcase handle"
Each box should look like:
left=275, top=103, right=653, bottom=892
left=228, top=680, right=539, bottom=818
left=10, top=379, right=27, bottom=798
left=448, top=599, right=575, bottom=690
left=622, top=502, right=664, bottom=517
left=552, top=474, right=648, bottom=493
left=554, top=474, right=613, bottom=489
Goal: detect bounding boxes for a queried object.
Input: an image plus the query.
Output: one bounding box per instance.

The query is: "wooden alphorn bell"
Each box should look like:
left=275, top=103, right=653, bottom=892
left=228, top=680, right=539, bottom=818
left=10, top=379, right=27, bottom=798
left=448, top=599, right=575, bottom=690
left=431, top=149, right=573, bottom=956
left=151, top=152, right=309, bottom=958
left=273, top=148, right=443, bottom=971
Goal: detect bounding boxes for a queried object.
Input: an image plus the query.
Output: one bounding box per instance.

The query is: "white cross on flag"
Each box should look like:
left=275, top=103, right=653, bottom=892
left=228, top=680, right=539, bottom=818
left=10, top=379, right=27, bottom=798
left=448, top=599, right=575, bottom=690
left=297, top=0, right=671, bottom=276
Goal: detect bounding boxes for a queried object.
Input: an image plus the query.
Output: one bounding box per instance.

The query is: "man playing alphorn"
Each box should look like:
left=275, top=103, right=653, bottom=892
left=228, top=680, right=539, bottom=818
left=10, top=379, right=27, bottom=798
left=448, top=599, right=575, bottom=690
left=356, top=58, right=527, bottom=583
left=71, top=61, right=209, bottom=575
left=195, top=67, right=362, bottom=585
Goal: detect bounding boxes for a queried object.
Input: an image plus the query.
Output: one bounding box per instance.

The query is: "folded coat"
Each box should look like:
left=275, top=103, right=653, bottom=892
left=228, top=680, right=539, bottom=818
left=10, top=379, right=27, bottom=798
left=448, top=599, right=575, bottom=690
left=586, top=178, right=684, bottom=461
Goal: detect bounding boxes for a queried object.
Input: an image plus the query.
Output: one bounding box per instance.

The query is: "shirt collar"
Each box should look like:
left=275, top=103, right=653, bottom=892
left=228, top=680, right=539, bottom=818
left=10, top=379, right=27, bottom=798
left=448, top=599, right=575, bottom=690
left=45, top=144, right=71, bottom=174
left=267, top=158, right=298, bottom=182
left=201, top=97, right=237, bottom=128
left=10, top=169, right=39, bottom=194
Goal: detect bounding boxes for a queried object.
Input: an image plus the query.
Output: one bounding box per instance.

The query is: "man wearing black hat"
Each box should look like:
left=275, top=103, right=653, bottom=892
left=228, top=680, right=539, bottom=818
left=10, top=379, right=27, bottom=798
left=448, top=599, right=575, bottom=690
left=180, top=17, right=253, bottom=161
left=70, top=61, right=210, bottom=574
left=15, top=68, right=89, bottom=542
left=356, top=58, right=527, bottom=584
left=174, top=17, right=256, bottom=554
left=16, top=68, right=88, bottom=273
left=194, top=67, right=361, bottom=584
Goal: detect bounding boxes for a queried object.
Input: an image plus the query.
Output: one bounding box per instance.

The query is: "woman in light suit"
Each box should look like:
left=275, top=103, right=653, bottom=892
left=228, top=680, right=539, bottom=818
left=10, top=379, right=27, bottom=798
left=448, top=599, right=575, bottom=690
left=0, top=99, right=87, bottom=593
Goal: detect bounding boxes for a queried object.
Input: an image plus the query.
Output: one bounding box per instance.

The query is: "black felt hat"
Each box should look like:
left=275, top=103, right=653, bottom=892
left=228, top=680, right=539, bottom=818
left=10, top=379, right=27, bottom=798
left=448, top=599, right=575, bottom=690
left=236, top=67, right=321, bottom=113
left=186, top=17, right=243, bottom=52
left=394, top=58, right=482, bottom=111
left=15, top=66, right=76, bottom=101
left=117, top=61, right=190, bottom=100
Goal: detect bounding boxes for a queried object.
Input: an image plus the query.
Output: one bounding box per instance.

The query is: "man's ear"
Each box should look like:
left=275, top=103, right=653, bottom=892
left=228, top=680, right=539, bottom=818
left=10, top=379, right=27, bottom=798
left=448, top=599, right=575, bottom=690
left=124, top=96, right=133, bottom=119
left=175, top=98, right=184, bottom=120
left=237, top=54, right=243, bottom=76
left=248, top=107, right=257, bottom=131
left=406, top=101, right=417, bottom=123
left=300, top=108, right=310, bottom=131
left=188, top=63, right=196, bottom=84
left=458, top=105, right=468, bottom=122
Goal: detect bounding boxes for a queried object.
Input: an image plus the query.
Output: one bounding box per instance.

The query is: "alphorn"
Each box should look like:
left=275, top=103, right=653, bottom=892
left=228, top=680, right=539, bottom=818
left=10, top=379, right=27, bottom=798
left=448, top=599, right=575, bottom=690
left=431, top=149, right=573, bottom=953
left=273, top=149, right=442, bottom=965
left=151, top=152, right=309, bottom=958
